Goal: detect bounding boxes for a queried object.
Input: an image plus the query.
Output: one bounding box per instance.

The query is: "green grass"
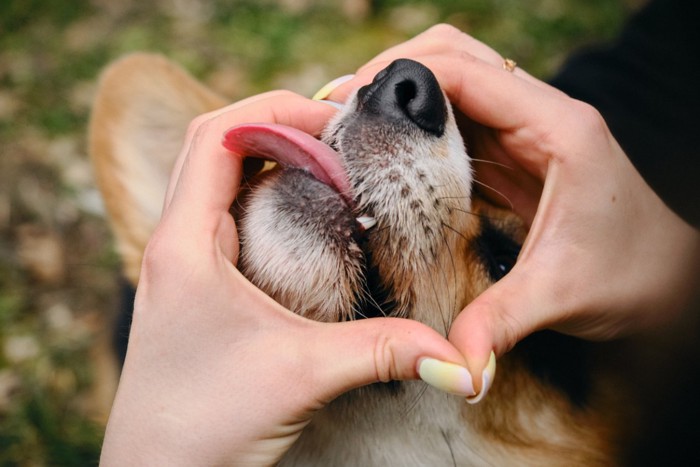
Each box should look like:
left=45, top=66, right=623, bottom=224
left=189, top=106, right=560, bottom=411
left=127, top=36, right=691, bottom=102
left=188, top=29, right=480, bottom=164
left=0, top=0, right=631, bottom=464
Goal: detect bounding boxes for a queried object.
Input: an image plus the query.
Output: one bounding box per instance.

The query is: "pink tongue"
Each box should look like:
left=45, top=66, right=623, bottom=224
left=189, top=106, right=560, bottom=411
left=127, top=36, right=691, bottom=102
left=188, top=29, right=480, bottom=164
left=222, top=123, right=352, bottom=205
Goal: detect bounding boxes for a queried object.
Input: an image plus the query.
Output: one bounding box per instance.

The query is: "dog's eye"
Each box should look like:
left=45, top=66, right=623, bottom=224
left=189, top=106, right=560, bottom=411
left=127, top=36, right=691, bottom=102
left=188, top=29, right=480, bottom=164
left=473, top=222, right=521, bottom=282
left=489, top=250, right=518, bottom=280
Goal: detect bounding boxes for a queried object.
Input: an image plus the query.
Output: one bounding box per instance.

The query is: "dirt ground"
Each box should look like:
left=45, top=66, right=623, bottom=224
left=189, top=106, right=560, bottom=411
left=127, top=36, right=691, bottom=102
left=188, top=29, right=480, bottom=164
left=0, top=0, right=631, bottom=464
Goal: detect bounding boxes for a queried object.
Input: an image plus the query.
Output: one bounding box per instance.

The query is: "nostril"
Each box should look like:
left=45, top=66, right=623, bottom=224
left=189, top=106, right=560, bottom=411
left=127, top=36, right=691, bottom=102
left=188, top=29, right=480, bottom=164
left=395, top=80, right=417, bottom=110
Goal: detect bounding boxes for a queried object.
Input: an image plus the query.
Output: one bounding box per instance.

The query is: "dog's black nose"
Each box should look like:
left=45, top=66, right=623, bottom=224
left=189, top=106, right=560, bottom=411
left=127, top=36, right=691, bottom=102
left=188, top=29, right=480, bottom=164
left=357, top=59, right=447, bottom=136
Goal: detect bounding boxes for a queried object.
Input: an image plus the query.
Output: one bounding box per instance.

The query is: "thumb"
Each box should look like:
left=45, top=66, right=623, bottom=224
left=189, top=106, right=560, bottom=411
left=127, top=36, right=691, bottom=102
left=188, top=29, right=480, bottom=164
left=448, top=264, right=551, bottom=403
left=307, top=317, right=479, bottom=404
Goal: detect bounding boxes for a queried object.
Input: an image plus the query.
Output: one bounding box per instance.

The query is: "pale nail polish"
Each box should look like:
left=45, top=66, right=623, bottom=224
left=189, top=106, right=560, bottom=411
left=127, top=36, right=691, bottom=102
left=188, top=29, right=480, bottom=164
left=466, top=351, right=496, bottom=404
left=317, top=99, right=345, bottom=111
left=312, top=74, right=355, bottom=101
left=418, top=358, right=476, bottom=397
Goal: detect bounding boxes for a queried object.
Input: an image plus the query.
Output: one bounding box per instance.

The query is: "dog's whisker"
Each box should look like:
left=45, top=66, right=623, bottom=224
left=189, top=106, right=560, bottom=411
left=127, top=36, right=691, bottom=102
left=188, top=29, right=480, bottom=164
left=441, top=221, right=469, bottom=243
left=404, top=382, right=430, bottom=417
left=441, top=231, right=459, bottom=336
left=358, top=276, right=389, bottom=318
left=473, top=179, right=514, bottom=210
left=448, top=206, right=501, bottom=222
left=420, top=248, right=450, bottom=337
left=352, top=306, right=370, bottom=320
left=437, top=194, right=471, bottom=201
left=470, top=157, right=515, bottom=171
left=440, top=428, right=457, bottom=467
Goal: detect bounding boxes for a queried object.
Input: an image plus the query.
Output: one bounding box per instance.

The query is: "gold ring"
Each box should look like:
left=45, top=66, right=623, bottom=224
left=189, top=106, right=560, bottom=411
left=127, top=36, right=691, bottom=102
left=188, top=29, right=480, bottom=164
left=503, top=58, right=517, bottom=72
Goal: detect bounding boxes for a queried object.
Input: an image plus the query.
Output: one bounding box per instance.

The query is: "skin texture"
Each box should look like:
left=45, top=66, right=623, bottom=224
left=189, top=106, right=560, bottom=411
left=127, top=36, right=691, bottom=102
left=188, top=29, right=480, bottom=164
left=98, top=92, right=472, bottom=466
left=325, top=24, right=700, bottom=382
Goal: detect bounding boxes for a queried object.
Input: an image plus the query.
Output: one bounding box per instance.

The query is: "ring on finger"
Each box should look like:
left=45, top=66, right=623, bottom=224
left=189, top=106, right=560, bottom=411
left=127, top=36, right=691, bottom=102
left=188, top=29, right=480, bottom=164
left=503, top=58, right=517, bottom=72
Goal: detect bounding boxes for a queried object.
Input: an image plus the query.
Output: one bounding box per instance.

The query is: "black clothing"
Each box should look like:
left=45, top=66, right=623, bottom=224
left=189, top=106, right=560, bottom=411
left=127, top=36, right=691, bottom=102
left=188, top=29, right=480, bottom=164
left=550, top=1, right=700, bottom=464
left=550, top=0, right=700, bottom=226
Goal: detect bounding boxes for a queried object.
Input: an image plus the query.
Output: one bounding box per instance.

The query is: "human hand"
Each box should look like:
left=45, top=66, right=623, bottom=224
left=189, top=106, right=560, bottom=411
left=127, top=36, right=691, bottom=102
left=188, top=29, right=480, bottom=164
left=99, top=91, right=473, bottom=466
left=322, top=24, right=700, bottom=396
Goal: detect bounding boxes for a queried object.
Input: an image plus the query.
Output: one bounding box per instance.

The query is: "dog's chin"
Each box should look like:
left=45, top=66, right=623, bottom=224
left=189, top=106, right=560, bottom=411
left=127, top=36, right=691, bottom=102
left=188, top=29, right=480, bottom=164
left=236, top=162, right=401, bottom=323
left=235, top=166, right=374, bottom=322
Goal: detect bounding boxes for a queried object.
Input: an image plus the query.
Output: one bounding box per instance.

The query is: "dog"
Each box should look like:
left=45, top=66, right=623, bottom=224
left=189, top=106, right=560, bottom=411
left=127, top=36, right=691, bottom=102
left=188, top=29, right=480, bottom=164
left=90, top=53, right=694, bottom=465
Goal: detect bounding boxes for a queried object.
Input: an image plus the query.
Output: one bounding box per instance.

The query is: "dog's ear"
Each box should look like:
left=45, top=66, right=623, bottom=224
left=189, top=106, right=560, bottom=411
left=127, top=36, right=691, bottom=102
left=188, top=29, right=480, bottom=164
left=89, top=53, right=227, bottom=285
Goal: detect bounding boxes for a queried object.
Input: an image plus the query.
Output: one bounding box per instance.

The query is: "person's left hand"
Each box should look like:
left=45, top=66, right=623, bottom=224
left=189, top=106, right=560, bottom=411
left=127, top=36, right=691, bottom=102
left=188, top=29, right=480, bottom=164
left=318, top=24, right=700, bottom=401
left=99, top=91, right=472, bottom=466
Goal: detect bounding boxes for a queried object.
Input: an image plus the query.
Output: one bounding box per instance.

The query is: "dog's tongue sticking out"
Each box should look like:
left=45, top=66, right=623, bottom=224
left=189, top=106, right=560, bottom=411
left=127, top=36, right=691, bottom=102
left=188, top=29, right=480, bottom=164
left=223, top=123, right=353, bottom=205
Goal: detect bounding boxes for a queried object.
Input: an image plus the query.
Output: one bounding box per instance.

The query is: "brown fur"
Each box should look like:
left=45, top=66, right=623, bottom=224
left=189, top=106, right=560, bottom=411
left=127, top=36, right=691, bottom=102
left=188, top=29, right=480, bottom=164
left=90, top=54, right=227, bottom=284
left=91, top=53, right=686, bottom=466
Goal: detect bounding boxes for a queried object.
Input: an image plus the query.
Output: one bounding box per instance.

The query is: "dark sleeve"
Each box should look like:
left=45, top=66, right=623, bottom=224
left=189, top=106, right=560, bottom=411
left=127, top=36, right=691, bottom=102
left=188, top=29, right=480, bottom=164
left=549, top=0, right=700, bottom=226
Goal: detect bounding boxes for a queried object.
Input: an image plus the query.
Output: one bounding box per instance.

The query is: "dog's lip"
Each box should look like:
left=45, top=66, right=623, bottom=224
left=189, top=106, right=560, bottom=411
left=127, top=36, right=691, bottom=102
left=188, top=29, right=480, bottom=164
left=222, top=123, right=353, bottom=206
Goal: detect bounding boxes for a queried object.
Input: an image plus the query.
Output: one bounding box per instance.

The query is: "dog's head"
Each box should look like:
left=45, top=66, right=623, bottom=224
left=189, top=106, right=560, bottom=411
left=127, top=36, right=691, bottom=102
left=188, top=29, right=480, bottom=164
left=91, top=54, right=523, bottom=333
left=228, top=58, right=523, bottom=332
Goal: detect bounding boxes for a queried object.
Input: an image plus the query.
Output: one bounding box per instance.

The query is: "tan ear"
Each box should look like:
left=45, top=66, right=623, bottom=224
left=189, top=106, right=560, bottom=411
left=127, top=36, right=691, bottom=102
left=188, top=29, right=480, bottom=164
left=89, top=53, right=227, bottom=285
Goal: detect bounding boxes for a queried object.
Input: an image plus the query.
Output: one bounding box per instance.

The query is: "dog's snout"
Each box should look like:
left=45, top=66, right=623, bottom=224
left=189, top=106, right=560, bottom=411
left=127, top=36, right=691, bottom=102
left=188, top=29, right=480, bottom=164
left=357, top=59, right=447, bottom=136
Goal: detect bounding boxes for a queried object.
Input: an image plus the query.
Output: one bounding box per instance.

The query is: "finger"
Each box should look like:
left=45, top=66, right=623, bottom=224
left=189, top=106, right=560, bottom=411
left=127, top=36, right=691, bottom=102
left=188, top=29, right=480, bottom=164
left=162, top=93, right=337, bottom=236
left=359, top=24, right=505, bottom=71
left=447, top=261, right=555, bottom=401
left=164, top=91, right=337, bottom=211
left=304, top=317, right=477, bottom=404
left=164, top=91, right=332, bottom=207
left=326, top=25, right=565, bottom=104
left=362, top=24, right=549, bottom=86
left=323, top=25, right=502, bottom=103
left=367, top=52, right=562, bottom=131
left=447, top=165, right=585, bottom=398
left=341, top=56, right=560, bottom=104
left=164, top=90, right=317, bottom=209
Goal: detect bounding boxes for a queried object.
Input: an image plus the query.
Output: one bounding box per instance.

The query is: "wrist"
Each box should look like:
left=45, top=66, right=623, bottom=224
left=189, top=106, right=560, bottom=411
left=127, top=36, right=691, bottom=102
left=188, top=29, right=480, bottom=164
left=625, top=192, right=700, bottom=332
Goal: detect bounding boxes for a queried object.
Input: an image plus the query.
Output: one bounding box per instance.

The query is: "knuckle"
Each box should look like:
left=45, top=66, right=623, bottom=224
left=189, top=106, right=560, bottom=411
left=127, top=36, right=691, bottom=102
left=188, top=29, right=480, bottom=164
left=454, top=49, right=480, bottom=66
left=140, top=226, right=190, bottom=280
left=372, top=331, right=396, bottom=383
left=185, top=112, right=216, bottom=139
left=470, top=296, right=523, bottom=355
left=426, top=23, right=463, bottom=41
left=140, top=228, right=172, bottom=276
left=557, top=99, right=612, bottom=163
left=495, top=308, right=525, bottom=354
left=569, top=99, right=605, bottom=129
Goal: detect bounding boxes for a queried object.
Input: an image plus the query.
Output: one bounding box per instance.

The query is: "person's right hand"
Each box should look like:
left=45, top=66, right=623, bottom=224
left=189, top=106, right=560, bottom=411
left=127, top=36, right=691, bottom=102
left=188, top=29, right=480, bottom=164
left=322, top=24, right=700, bottom=398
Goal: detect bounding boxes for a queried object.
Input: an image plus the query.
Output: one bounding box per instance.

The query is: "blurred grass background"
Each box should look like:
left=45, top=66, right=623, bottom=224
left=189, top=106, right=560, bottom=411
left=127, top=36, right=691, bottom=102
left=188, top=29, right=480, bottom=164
left=0, top=0, right=638, bottom=464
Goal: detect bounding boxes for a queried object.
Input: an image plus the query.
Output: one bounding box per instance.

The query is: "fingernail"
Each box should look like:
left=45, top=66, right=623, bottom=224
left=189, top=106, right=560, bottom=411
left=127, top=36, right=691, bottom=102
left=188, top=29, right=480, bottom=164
left=466, top=351, right=496, bottom=404
left=316, top=99, right=345, bottom=111
left=418, top=358, right=476, bottom=397
left=312, top=74, right=354, bottom=101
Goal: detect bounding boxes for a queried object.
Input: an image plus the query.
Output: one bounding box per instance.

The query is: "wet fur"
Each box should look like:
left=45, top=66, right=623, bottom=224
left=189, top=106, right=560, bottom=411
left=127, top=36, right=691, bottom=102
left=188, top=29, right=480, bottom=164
left=91, top=53, right=625, bottom=465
